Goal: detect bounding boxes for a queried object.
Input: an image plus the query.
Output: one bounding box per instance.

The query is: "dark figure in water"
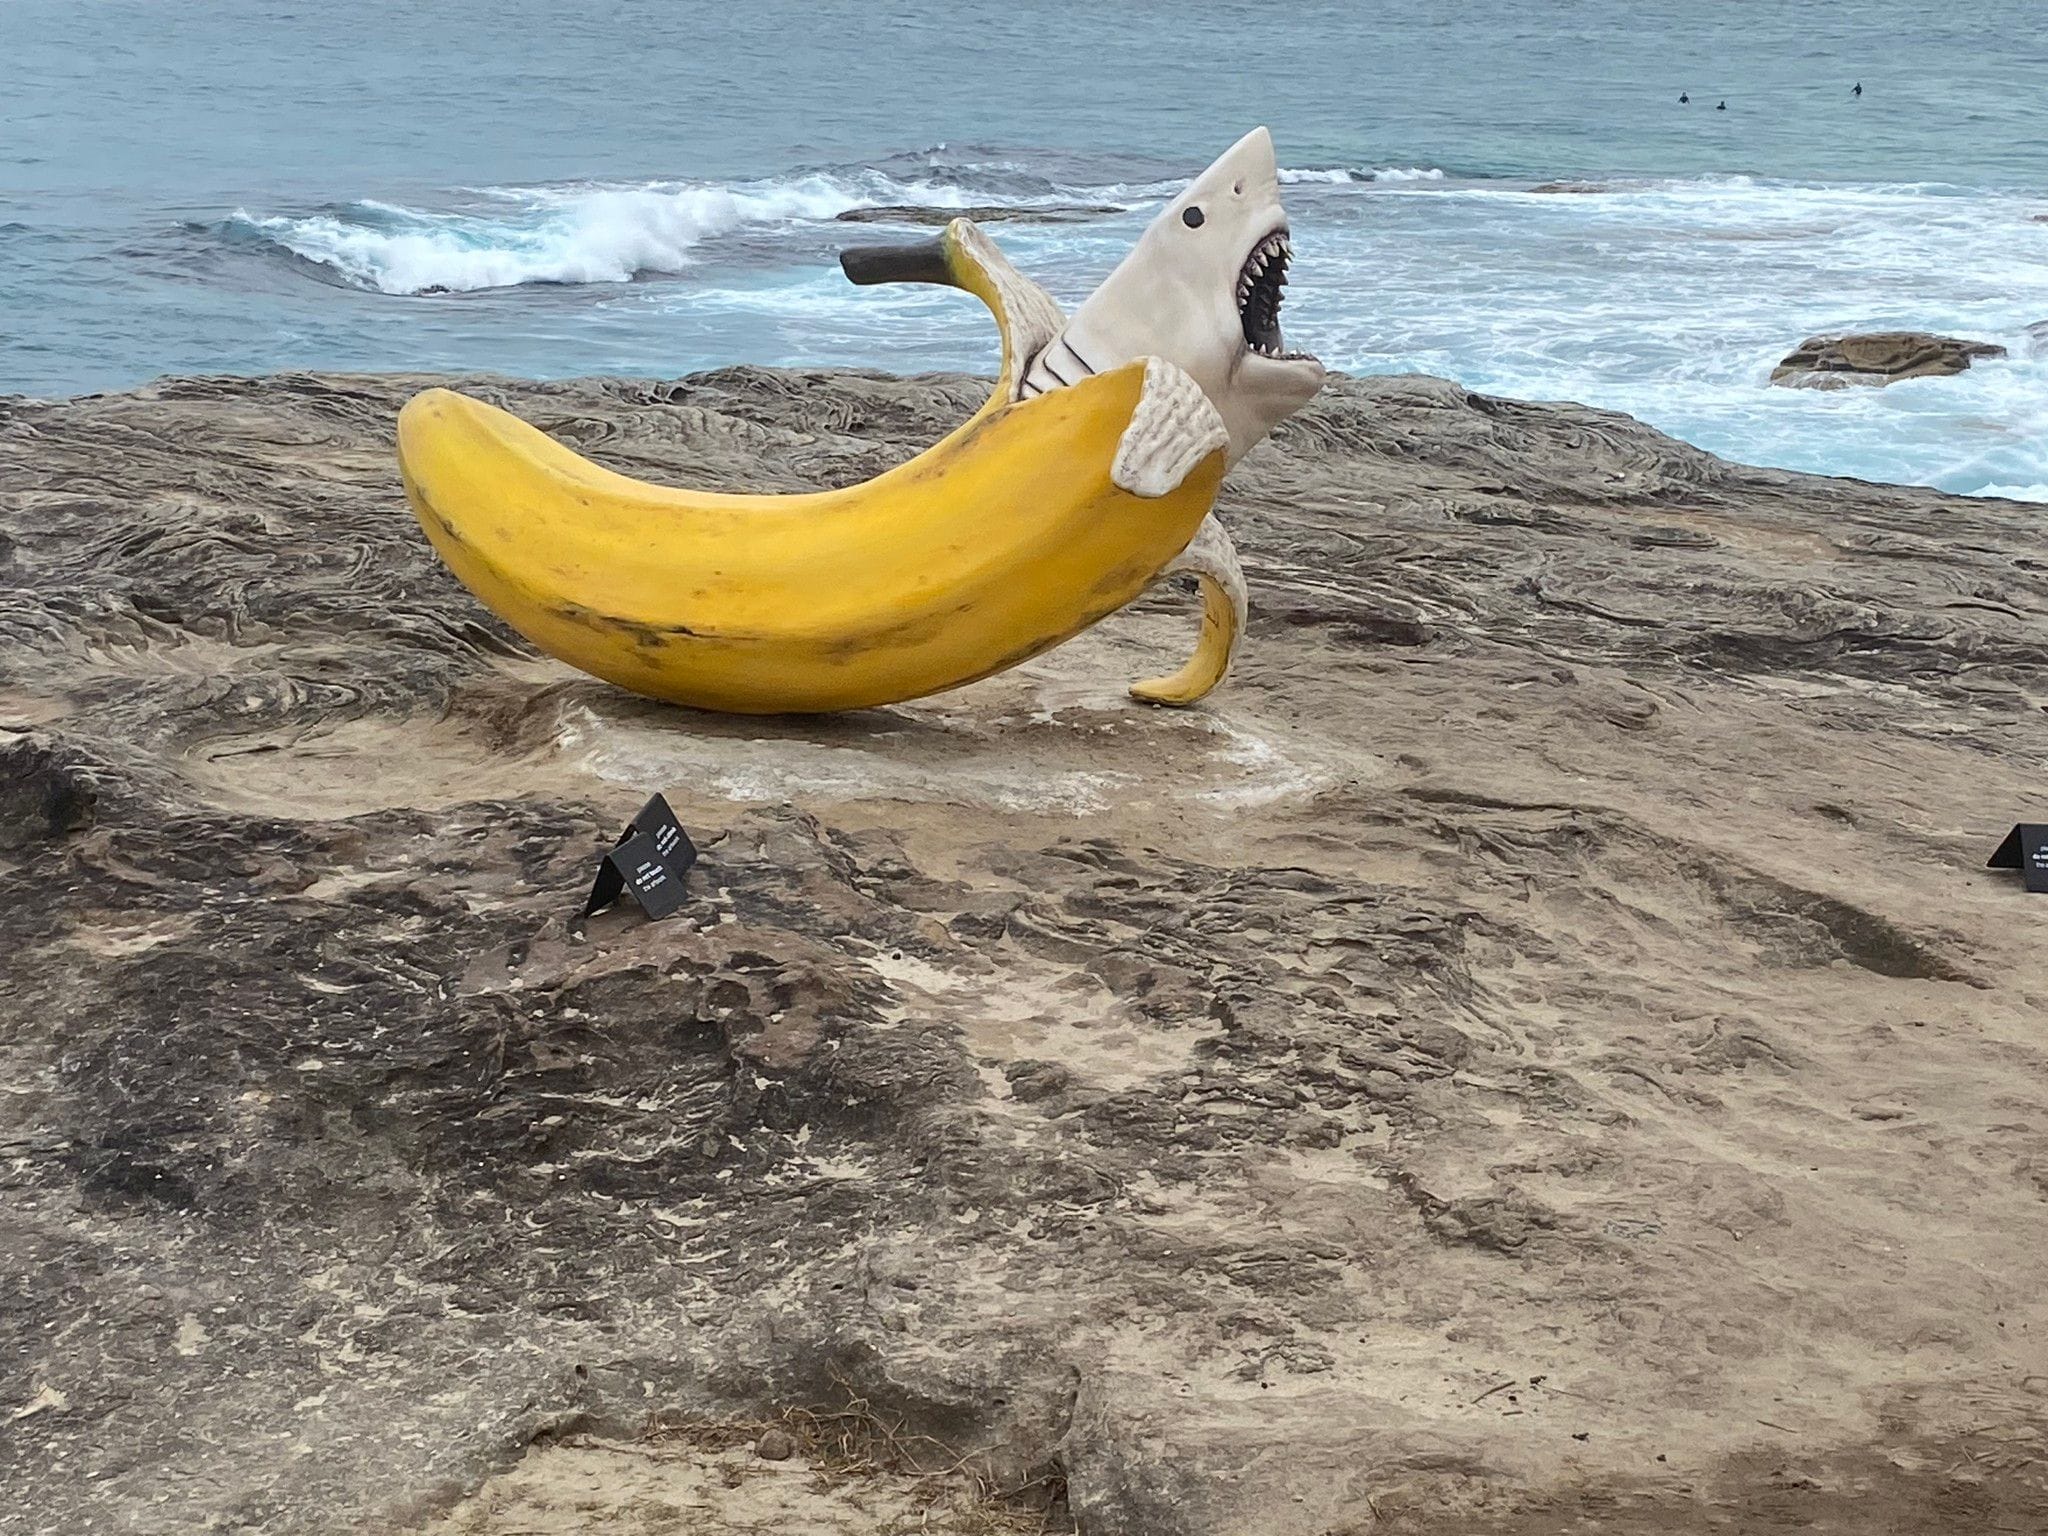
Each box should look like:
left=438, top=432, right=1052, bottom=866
left=1853, top=81, right=1863, bottom=96
left=1717, top=100, right=1727, bottom=111
left=1679, top=91, right=1690, bottom=103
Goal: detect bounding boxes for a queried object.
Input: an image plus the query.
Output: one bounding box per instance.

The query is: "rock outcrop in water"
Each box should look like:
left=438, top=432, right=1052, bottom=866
left=836, top=203, right=1120, bottom=225
left=4, top=369, right=2048, bottom=1536
left=1770, top=330, right=2008, bottom=387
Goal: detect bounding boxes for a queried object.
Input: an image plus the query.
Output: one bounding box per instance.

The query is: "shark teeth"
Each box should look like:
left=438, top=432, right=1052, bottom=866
left=1234, top=229, right=1290, bottom=307
left=1237, top=228, right=1310, bottom=360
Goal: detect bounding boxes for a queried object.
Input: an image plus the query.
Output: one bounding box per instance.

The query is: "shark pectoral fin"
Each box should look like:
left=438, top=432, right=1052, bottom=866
left=1129, top=513, right=1246, bottom=707
left=1112, top=358, right=1229, bottom=498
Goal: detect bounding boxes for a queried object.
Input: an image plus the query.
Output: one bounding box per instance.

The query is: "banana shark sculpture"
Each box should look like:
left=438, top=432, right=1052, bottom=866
left=396, top=127, right=1322, bottom=714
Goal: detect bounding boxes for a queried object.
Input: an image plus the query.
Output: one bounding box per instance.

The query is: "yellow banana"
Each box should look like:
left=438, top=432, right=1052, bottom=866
left=397, top=265, right=1229, bottom=713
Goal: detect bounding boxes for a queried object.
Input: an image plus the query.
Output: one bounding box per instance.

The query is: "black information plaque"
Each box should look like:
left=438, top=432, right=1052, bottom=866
left=584, top=793, right=698, bottom=919
left=1987, top=824, right=2048, bottom=895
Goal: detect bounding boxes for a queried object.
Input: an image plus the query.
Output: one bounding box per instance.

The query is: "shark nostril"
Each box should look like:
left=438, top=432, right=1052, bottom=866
left=1233, top=179, right=1245, bottom=195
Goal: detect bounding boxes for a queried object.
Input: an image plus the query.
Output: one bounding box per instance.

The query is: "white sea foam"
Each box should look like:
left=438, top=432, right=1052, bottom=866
left=242, top=162, right=1452, bottom=297
left=1280, top=165, right=1447, bottom=184
left=220, top=158, right=2048, bottom=496
left=234, top=180, right=849, bottom=293
left=233, top=171, right=1101, bottom=295
left=1254, top=170, right=2048, bottom=494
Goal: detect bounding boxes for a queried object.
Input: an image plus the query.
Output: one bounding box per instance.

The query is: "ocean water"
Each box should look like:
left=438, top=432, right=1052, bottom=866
left=6, top=0, right=2047, bottom=498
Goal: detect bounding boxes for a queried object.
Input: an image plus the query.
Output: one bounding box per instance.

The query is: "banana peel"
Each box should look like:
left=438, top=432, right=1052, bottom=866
left=397, top=219, right=1233, bottom=714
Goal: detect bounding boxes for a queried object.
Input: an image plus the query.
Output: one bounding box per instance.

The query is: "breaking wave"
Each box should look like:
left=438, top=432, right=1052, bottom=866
left=223, top=171, right=1112, bottom=295
left=189, top=148, right=2048, bottom=500
left=1280, top=165, right=1447, bottom=185
left=226, top=157, right=1467, bottom=295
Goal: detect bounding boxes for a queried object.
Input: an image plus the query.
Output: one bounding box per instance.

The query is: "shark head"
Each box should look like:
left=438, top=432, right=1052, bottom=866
left=1048, top=127, right=1326, bottom=464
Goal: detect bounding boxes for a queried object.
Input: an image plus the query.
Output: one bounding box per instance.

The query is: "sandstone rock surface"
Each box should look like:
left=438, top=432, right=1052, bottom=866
left=4, top=369, right=2048, bottom=1535
left=1770, top=330, right=2008, bottom=387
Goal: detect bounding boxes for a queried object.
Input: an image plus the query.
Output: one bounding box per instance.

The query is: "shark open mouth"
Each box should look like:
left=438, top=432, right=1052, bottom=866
left=1235, top=228, right=1314, bottom=362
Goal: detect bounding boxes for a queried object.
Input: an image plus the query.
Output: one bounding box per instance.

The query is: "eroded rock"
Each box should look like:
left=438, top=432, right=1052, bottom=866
left=3, top=369, right=2047, bottom=1536
left=1770, top=330, right=2008, bottom=387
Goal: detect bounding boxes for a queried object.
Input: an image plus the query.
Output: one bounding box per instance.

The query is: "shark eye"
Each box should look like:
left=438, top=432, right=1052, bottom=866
left=1181, top=206, right=1205, bottom=229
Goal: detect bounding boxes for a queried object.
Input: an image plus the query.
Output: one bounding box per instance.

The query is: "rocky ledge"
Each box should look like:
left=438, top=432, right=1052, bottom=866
left=4, top=369, right=2048, bottom=1536
left=1770, top=330, right=2008, bottom=387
